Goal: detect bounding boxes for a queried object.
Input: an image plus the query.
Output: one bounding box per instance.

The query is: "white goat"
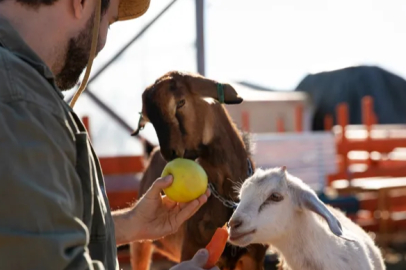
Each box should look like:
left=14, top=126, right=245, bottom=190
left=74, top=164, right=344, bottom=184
left=228, top=167, right=385, bottom=270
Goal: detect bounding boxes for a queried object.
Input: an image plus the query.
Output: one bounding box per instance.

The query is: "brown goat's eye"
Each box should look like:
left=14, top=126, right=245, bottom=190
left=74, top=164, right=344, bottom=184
left=177, top=99, right=185, bottom=109
left=268, top=193, right=283, bottom=202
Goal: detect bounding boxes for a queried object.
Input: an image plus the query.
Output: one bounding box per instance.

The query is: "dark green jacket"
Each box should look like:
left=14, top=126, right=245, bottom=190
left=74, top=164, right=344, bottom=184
left=0, top=16, right=117, bottom=270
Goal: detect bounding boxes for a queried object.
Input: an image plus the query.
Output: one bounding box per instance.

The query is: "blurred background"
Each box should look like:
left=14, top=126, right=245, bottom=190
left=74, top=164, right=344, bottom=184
left=64, top=0, right=406, bottom=269
left=64, top=0, right=406, bottom=156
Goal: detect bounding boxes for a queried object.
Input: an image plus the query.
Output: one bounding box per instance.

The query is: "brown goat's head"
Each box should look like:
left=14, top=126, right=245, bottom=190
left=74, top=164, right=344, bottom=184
left=132, top=71, right=243, bottom=161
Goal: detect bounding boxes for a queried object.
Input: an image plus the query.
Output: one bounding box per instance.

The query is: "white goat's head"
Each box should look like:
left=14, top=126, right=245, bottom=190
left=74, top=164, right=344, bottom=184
left=228, top=167, right=353, bottom=247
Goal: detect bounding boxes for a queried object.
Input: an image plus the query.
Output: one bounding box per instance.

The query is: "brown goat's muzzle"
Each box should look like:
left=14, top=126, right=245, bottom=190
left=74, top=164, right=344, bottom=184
left=160, top=146, right=200, bottom=162
left=183, top=149, right=200, bottom=160
left=159, top=144, right=183, bottom=161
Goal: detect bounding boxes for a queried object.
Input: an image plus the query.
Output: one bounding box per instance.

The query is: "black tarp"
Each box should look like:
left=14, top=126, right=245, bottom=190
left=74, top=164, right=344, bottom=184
left=296, top=65, right=406, bottom=130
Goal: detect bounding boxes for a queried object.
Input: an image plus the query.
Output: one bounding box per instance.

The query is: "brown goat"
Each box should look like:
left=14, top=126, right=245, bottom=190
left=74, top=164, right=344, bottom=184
left=129, top=71, right=268, bottom=270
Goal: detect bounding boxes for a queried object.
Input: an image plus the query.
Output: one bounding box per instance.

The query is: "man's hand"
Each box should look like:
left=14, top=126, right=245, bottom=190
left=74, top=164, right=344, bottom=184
left=169, top=249, right=220, bottom=270
left=134, top=175, right=210, bottom=241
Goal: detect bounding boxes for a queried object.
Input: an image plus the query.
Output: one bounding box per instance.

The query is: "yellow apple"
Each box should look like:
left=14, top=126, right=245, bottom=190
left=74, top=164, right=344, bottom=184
left=161, top=158, right=208, bottom=203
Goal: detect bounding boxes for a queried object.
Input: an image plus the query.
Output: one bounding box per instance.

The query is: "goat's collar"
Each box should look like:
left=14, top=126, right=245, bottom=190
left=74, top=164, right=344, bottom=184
left=209, top=182, right=238, bottom=209
left=209, top=158, right=253, bottom=210
left=217, top=83, right=225, bottom=104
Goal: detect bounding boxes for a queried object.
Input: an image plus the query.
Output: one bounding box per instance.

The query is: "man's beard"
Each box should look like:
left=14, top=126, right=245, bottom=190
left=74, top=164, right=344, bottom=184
left=56, top=13, right=97, bottom=91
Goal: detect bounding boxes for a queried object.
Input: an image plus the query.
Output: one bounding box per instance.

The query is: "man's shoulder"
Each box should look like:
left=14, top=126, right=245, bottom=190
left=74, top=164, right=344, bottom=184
left=0, top=46, right=67, bottom=120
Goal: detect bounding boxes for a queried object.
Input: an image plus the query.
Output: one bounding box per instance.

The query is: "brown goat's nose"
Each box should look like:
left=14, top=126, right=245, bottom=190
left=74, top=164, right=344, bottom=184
left=170, top=150, right=178, bottom=160
left=228, top=218, right=243, bottom=229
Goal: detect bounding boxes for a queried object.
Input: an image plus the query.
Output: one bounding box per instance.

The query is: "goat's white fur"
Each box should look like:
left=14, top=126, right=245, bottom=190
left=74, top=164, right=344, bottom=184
left=228, top=167, right=385, bottom=270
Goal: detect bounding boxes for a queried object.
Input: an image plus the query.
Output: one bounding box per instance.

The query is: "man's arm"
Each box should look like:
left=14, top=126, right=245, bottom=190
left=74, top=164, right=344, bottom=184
left=112, top=206, right=140, bottom=246
left=0, top=100, right=101, bottom=269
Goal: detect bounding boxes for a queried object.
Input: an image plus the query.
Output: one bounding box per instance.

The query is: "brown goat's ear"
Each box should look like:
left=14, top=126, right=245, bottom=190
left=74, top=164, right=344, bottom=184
left=199, top=83, right=243, bottom=105
left=131, top=112, right=148, bottom=136
left=219, top=83, right=243, bottom=104
left=183, top=74, right=243, bottom=104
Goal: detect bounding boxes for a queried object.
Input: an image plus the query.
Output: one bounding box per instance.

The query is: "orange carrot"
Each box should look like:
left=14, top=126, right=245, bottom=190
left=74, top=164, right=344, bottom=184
left=204, top=224, right=229, bottom=269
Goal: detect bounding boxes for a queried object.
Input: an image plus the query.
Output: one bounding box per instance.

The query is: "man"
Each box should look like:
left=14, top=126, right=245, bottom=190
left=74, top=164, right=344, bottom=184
left=0, top=0, right=219, bottom=269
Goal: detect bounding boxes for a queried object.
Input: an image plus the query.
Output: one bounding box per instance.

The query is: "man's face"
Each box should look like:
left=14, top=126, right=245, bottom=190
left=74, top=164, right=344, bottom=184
left=55, top=0, right=119, bottom=90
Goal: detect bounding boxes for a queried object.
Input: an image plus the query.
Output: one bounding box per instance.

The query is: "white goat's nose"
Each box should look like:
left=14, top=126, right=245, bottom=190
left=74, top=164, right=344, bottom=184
left=228, top=218, right=243, bottom=230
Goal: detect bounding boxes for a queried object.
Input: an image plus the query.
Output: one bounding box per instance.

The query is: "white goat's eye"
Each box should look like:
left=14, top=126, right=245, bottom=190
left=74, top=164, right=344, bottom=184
left=269, top=193, right=283, bottom=202
left=259, top=192, right=284, bottom=211
left=177, top=99, right=186, bottom=109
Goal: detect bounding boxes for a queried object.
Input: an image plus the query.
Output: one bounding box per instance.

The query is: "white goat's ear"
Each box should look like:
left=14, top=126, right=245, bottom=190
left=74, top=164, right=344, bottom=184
left=298, top=188, right=356, bottom=242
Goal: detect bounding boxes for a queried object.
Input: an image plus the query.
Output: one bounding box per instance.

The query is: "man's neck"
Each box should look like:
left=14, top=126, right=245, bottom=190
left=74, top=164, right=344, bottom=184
left=0, top=2, right=68, bottom=74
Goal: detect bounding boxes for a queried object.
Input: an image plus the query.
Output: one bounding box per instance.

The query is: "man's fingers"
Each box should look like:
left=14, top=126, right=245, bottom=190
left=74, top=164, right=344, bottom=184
left=176, top=194, right=208, bottom=224
left=179, top=193, right=208, bottom=210
left=205, top=188, right=211, bottom=197
left=176, top=200, right=199, bottom=222
left=198, top=192, right=209, bottom=205
left=191, top=249, right=209, bottom=266
left=162, top=196, right=178, bottom=209
left=145, top=176, right=173, bottom=199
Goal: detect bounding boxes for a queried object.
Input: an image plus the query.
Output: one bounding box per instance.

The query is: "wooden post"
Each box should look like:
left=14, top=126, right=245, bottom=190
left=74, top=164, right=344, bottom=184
left=82, top=116, right=91, bottom=141
left=277, top=117, right=285, bottom=133
left=362, top=96, right=374, bottom=167
left=337, top=103, right=349, bottom=180
left=241, top=111, right=250, bottom=132
left=337, top=103, right=349, bottom=139
left=362, top=96, right=374, bottom=126
left=372, top=112, right=378, bottom=124
left=324, top=114, right=333, bottom=131
left=195, top=0, right=205, bottom=76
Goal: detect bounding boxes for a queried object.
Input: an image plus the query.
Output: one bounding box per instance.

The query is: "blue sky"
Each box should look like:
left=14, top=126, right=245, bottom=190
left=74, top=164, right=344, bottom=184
left=65, top=0, right=406, bottom=156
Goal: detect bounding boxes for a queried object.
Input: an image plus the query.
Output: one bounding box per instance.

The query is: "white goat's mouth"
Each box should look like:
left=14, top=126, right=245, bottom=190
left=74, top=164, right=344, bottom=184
left=229, top=229, right=256, bottom=243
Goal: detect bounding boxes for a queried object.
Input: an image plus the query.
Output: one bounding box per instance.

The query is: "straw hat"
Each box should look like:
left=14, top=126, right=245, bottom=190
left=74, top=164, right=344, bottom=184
left=118, top=0, right=151, bottom=21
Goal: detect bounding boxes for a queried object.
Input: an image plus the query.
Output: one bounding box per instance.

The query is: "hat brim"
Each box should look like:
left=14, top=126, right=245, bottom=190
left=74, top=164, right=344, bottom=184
left=118, top=0, right=151, bottom=21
